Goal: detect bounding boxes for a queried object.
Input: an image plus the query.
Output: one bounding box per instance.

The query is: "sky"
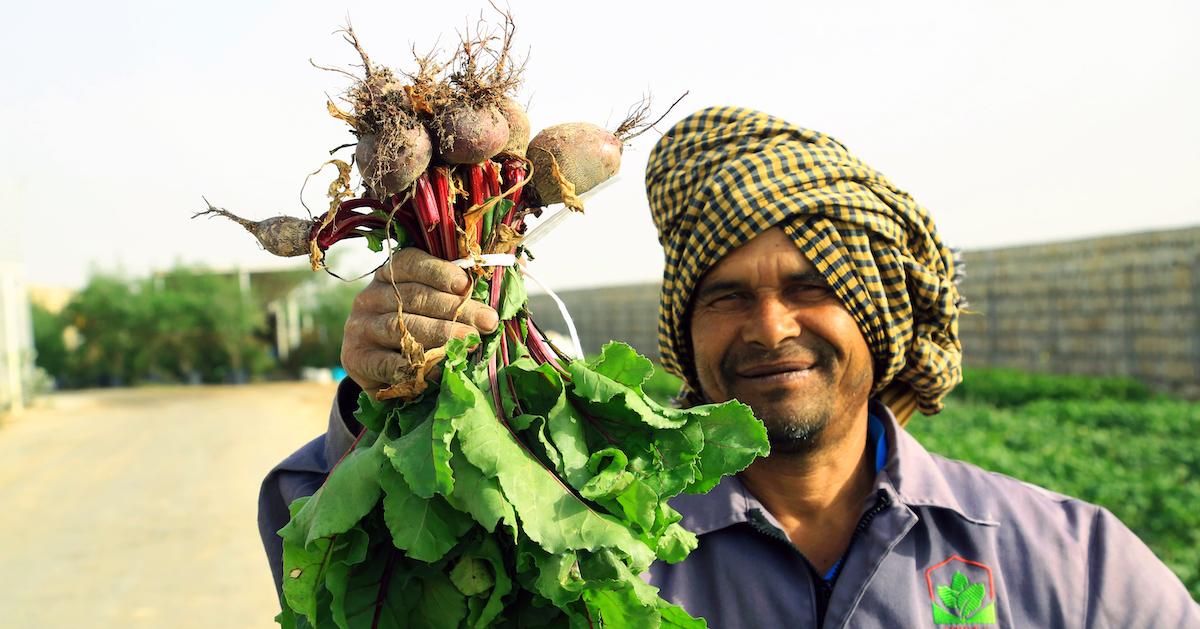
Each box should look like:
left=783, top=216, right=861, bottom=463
left=2, top=0, right=1198, bottom=291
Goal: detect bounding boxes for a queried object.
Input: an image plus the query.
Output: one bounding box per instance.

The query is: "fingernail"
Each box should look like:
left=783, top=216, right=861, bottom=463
left=480, top=309, right=499, bottom=332
left=453, top=273, right=470, bottom=294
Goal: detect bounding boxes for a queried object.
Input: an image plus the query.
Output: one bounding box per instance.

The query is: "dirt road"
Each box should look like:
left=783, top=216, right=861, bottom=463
left=0, top=382, right=338, bottom=628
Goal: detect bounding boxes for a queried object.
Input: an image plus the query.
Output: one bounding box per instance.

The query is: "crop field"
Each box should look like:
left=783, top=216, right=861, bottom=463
left=907, top=369, right=1200, bottom=600
left=645, top=367, right=1200, bottom=599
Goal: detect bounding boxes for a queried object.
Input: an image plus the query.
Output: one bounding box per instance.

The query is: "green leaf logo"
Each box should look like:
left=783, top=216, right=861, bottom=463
left=952, top=571, right=968, bottom=593
left=929, top=567, right=998, bottom=625
left=959, top=582, right=985, bottom=616
left=936, top=585, right=958, bottom=609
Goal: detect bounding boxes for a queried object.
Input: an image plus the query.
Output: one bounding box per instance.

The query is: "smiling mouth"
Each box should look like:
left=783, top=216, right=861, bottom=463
left=736, top=361, right=818, bottom=381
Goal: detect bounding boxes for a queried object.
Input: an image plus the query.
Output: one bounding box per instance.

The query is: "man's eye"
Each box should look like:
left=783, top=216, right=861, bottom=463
left=788, top=284, right=833, bottom=301
left=707, top=292, right=749, bottom=309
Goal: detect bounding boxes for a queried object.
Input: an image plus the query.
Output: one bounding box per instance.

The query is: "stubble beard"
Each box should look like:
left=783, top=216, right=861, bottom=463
left=746, top=370, right=838, bottom=456
left=714, top=339, right=840, bottom=457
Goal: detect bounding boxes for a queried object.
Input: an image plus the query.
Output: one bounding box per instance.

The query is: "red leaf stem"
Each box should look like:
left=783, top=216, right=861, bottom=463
left=384, top=199, right=423, bottom=251
left=489, top=267, right=506, bottom=320
left=484, top=161, right=501, bottom=198
left=371, top=548, right=399, bottom=629
left=500, top=160, right=525, bottom=209
left=328, top=424, right=370, bottom=476
left=524, top=319, right=568, bottom=375
left=431, top=168, right=456, bottom=259
left=315, top=214, right=387, bottom=249
left=469, top=164, right=488, bottom=245
left=487, top=268, right=508, bottom=415
left=469, top=164, right=486, bottom=205
left=487, top=351, right=503, bottom=418
left=412, top=175, right=441, bottom=257
left=499, top=325, right=525, bottom=418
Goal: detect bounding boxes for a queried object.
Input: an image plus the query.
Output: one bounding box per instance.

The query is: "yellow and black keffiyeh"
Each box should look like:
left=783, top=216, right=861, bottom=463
left=645, top=106, right=962, bottom=420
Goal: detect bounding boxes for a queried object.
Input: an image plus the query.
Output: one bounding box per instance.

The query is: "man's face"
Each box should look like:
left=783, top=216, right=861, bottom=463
left=689, top=228, right=874, bottom=454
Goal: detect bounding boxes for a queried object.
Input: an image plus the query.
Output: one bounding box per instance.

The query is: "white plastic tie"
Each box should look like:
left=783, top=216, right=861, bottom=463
left=452, top=253, right=516, bottom=269
left=450, top=253, right=582, bottom=359
left=520, top=268, right=583, bottom=360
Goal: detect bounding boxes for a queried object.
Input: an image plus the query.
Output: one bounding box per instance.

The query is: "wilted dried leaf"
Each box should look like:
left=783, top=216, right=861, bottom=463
left=325, top=159, right=355, bottom=211
left=375, top=316, right=446, bottom=402
left=305, top=160, right=357, bottom=270
left=545, top=151, right=584, bottom=212
left=487, top=223, right=523, bottom=254
left=326, top=100, right=358, bottom=127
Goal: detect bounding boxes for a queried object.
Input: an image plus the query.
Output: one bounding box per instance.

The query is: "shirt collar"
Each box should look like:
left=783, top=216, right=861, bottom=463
left=671, top=399, right=996, bottom=536
left=872, top=400, right=998, bottom=525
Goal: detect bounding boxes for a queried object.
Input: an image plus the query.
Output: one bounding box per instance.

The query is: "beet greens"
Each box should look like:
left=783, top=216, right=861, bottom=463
left=197, top=13, right=770, bottom=626
left=275, top=157, right=768, bottom=627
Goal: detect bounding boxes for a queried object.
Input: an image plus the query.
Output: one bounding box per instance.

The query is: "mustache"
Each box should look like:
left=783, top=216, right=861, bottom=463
left=719, top=338, right=837, bottom=377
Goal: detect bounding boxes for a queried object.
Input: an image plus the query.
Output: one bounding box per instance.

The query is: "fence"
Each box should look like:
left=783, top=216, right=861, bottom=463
left=529, top=226, right=1200, bottom=398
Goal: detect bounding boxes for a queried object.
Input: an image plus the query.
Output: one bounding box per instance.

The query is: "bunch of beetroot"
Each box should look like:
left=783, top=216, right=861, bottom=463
left=196, top=16, right=637, bottom=271
left=200, top=14, right=767, bottom=629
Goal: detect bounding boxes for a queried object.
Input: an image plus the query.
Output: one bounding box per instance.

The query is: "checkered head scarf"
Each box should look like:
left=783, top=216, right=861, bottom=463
left=645, top=106, right=963, bottom=418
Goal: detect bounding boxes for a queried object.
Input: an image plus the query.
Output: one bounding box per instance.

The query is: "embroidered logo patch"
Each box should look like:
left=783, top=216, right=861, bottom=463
left=925, top=555, right=998, bottom=626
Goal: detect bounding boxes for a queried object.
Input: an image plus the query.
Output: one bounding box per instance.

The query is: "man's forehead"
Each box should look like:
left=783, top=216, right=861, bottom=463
left=697, top=228, right=817, bottom=288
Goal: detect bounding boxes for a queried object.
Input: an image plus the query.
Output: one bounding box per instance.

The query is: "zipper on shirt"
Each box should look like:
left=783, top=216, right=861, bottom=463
left=745, top=489, right=892, bottom=627
left=832, top=489, right=891, bottom=583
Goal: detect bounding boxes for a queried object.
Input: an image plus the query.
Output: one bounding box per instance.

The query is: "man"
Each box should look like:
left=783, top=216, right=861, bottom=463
left=260, top=107, right=1199, bottom=626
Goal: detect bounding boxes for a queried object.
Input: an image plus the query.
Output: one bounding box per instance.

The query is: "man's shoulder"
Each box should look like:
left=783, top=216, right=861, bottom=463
left=932, top=452, right=1085, bottom=505
left=918, top=450, right=1103, bottom=535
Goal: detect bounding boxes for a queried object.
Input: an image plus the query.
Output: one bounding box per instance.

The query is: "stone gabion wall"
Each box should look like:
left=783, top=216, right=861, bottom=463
left=529, top=226, right=1200, bottom=398
left=956, top=226, right=1200, bottom=398
left=527, top=283, right=662, bottom=360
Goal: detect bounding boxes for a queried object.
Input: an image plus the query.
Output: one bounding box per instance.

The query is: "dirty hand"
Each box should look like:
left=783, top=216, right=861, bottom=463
left=341, top=247, right=499, bottom=394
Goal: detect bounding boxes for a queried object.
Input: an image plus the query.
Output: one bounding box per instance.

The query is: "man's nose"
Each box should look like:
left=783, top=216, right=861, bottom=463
left=741, top=296, right=801, bottom=349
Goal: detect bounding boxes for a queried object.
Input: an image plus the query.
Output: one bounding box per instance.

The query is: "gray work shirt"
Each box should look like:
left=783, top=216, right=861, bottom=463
left=259, top=380, right=1200, bottom=627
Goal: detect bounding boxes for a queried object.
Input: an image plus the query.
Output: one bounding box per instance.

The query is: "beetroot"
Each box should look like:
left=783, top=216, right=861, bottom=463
left=526, top=122, right=622, bottom=207
left=435, top=105, right=510, bottom=164
left=354, top=124, right=433, bottom=196
left=497, top=98, right=530, bottom=157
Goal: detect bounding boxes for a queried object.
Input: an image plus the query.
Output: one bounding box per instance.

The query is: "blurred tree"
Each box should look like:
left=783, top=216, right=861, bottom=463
left=142, top=267, right=272, bottom=383
left=31, top=302, right=69, bottom=383
left=62, top=274, right=144, bottom=387
left=57, top=266, right=276, bottom=387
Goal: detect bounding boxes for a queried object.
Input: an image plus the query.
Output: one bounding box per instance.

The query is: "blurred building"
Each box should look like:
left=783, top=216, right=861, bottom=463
left=528, top=283, right=661, bottom=359
left=0, top=262, right=35, bottom=414
left=180, top=266, right=317, bottom=363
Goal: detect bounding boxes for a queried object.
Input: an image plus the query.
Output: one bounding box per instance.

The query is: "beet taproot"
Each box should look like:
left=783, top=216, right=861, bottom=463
left=526, top=122, right=621, bottom=207
left=193, top=204, right=312, bottom=258
left=355, top=124, right=433, bottom=196
left=436, top=105, right=509, bottom=164
left=497, top=98, right=530, bottom=157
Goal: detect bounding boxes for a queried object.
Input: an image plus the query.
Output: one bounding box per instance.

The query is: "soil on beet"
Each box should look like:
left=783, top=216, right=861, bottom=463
left=330, top=12, right=524, bottom=174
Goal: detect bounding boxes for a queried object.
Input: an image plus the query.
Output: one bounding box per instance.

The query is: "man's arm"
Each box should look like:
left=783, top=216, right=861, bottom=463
left=257, top=378, right=362, bottom=596
left=1084, top=506, right=1200, bottom=626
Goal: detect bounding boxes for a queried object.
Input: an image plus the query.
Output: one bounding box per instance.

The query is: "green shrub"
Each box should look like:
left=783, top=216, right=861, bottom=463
left=951, top=367, right=1152, bottom=407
